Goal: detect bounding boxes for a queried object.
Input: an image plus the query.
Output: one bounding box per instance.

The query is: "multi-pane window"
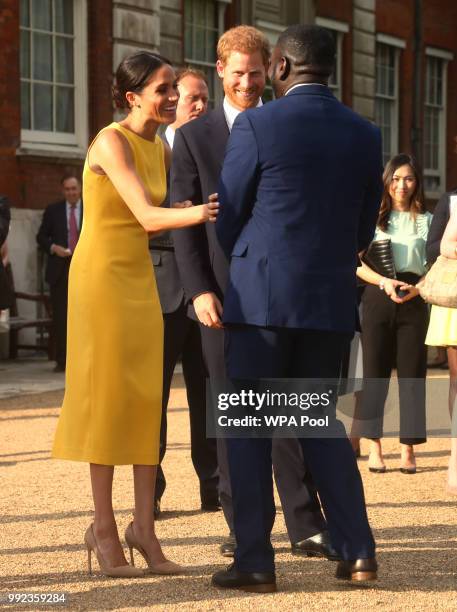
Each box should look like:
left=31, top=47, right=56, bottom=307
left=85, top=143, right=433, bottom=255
left=325, top=29, right=342, bottom=100
left=184, top=0, right=219, bottom=104
left=375, top=43, right=399, bottom=166
left=316, top=18, right=348, bottom=101
left=424, top=54, right=447, bottom=194
left=20, top=0, right=87, bottom=150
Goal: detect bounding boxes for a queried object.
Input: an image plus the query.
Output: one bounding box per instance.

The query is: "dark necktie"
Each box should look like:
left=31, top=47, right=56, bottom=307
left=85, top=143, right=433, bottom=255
left=68, top=205, right=79, bottom=253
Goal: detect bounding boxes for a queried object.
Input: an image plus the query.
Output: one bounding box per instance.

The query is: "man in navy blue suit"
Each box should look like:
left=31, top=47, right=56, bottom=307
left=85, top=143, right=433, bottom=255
left=212, top=25, right=383, bottom=593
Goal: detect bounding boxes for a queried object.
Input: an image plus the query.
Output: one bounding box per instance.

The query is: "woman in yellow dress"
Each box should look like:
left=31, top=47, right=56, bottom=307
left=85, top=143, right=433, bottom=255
left=426, top=207, right=457, bottom=494
left=52, top=51, right=218, bottom=577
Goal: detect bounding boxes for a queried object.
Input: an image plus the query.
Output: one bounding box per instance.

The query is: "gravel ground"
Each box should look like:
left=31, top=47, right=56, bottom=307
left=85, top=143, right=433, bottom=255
left=1, top=375, right=457, bottom=611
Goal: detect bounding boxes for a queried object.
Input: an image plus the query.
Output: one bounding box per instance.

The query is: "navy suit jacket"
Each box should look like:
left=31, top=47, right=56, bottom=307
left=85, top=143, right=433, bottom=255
left=216, top=85, right=383, bottom=333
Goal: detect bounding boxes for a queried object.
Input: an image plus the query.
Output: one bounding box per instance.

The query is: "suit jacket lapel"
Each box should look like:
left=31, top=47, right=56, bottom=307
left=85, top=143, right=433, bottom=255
left=59, top=201, right=68, bottom=247
left=206, top=106, right=230, bottom=169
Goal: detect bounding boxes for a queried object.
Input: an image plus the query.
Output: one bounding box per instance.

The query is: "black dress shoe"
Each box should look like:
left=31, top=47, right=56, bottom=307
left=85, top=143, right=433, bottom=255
left=335, top=557, right=378, bottom=582
left=212, top=563, right=277, bottom=593
left=291, top=530, right=340, bottom=560
left=153, top=499, right=161, bottom=519
left=220, top=534, right=236, bottom=557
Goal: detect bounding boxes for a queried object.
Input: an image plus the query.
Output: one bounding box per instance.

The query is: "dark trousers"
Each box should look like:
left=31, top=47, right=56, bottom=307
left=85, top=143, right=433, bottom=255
left=225, top=324, right=375, bottom=573
left=50, top=270, right=69, bottom=367
left=200, top=324, right=327, bottom=543
left=359, top=277, right=428, bottom=445
left=155, top=303, right=218, bottom=503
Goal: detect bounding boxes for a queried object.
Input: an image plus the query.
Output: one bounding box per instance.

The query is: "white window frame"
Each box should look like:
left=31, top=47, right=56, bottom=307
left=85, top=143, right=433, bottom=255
left=316, top=17, right=349, bottom=101
left=374, top=35, right=404, bottom=165
left=423, top=46, right=453, bottom=198
left=19, top=0, right=88, bottom=157
left=184, top=0, right=231, bottom=106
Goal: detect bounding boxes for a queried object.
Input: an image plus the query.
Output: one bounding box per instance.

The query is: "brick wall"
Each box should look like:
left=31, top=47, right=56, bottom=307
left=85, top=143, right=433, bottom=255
left=88, top=0, right=114, bottom=141
left=0, top=1, right=21, bottom=207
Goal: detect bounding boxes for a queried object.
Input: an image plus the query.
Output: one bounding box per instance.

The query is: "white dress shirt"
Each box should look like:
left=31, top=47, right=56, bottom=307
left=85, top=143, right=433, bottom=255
left=285, top=82, right=327, bottom=96
left=164, top=125, right=175, bottom=149
left=223, top=96, right=263, bottom=132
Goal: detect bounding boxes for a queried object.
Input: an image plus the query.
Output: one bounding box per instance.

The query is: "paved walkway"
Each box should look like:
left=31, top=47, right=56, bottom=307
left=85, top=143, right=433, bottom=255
left=0, top=356, right=65, bottom=399
left=0, top=361, right=457, bottom=610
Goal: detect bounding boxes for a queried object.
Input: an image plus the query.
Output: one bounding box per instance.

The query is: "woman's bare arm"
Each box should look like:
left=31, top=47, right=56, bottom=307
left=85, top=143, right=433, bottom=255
left=88, top=129, right=217, bottom=232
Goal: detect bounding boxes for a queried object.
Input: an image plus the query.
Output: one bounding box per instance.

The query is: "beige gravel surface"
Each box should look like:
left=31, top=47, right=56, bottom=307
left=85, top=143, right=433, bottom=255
left=1, top=373, right=457, bottom=611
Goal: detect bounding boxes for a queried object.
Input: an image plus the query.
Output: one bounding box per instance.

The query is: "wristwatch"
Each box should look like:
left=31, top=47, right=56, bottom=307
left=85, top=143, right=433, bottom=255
left=379, top=278, right=386, bottom=291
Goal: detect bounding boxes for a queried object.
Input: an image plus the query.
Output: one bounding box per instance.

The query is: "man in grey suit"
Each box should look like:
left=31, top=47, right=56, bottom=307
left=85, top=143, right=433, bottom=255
left=150, top=69, right=219, bottom=516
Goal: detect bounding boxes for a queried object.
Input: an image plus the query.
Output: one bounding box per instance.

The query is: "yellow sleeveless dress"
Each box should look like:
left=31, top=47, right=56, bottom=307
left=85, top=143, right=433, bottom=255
left=52, top=123, right=165, bottom=465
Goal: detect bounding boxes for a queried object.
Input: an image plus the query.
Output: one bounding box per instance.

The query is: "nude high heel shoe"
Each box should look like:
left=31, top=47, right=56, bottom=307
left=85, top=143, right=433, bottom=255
left=124, top=522, right=184, bottom=575
left=84, top=524, right=144, bottom=578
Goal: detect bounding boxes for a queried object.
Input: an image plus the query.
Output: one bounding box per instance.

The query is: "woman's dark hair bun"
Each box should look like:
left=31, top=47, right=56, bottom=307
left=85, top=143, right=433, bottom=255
left=112, top=51, right=172, bottom=110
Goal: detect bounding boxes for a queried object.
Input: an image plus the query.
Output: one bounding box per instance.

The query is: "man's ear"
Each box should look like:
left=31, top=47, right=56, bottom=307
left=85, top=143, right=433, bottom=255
left=279, top=56, right=291, bottom=81
left=216, top=59, right=225, bottom=79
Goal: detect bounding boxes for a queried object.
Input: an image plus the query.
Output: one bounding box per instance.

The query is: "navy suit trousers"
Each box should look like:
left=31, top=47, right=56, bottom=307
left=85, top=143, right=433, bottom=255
left=224, top=324, right=376, bottom=572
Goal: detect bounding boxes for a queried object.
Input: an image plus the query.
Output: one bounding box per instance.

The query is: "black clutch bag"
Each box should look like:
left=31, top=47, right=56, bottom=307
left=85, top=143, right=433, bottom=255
left=362, top=239, right=396, bottom=280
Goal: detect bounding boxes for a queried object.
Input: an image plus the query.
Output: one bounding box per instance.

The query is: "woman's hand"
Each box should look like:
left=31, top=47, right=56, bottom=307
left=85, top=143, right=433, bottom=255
left=396, top=284, right=420, bottom=303
left=381, top=278, right=420, bottom=303
left=381, top=278, right=405, bottom=303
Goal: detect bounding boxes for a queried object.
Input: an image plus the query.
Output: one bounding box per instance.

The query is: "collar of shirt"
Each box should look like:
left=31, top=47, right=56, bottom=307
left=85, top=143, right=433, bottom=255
left=164, top=126, right=175, bottom=149
left=66, top=199, right=81, bottom=211
left=223, top=96, right=263, bottom=132
left=285, top=82, right=328, bottom=96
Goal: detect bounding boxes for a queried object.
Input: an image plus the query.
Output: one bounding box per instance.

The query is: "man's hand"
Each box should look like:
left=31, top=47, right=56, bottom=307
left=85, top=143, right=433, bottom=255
left=51, top=244, right=72, bottom=257
left=193, top=292, right=223, bottom=328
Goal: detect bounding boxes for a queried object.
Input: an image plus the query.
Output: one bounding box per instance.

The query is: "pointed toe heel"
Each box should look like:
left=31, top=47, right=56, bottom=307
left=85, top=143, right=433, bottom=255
left=84, top=524, right=144, bottom=578
left=400, top=467, right=416, bottom=474
left=124, top=522, right=184, bottom=575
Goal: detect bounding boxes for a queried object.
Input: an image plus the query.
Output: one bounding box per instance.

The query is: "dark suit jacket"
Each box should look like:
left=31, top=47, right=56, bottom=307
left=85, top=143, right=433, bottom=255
left=36, top=200, right=83, bottom=286
left=426, top=188, right=457, bottom=265
left=149, top=133, right=184, bottom=314
left=0, top=195, right=12, bottom=309
left=170, top=106, right=230, bottom=319
left=0, top=195, right=10, bottom=247
left=216, top=85, right=383, bottom=333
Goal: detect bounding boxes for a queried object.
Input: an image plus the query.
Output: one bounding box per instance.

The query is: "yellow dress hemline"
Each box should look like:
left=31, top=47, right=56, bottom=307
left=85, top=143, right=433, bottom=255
left=52, top=446, right=159, bottom=466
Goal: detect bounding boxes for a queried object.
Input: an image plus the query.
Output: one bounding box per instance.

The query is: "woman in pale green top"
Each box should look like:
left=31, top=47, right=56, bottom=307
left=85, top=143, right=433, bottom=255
left=354, top=154, right=432, bottom=473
